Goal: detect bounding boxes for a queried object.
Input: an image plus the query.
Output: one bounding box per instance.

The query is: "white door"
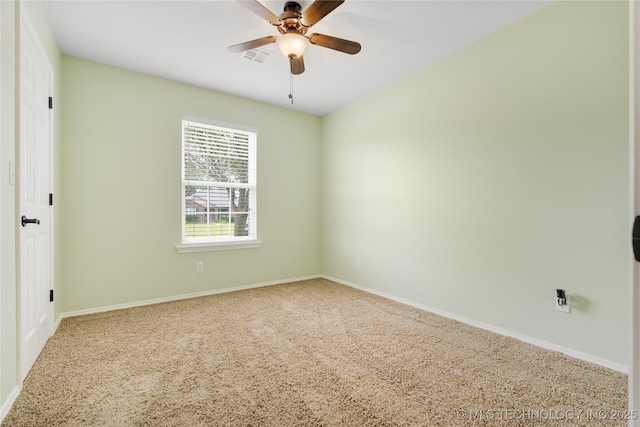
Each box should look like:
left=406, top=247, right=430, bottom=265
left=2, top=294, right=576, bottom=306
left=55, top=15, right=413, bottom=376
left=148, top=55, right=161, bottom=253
left=19, top=15, right=53, bottom=381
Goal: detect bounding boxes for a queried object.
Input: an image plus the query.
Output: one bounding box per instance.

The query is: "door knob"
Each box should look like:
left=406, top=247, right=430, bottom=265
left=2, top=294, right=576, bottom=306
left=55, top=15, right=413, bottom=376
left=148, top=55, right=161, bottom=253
left=633, top=216, right=640, bottom=261
left=21, top=216, right=40, bottom=227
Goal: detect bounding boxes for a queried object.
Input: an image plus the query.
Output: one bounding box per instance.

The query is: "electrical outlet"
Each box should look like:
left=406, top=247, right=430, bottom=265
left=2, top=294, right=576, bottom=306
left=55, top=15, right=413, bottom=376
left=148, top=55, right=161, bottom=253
left=555, top=295, right=570, bottom=313
left=196, top=261, right=204, bottom=273
left=356, top=257, right=362, bottom=267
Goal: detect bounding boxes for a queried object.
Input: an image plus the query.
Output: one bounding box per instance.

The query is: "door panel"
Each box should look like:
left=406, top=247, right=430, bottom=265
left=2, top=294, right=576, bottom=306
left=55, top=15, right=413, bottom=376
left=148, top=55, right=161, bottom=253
left=19, top=16, right=52, bottom=381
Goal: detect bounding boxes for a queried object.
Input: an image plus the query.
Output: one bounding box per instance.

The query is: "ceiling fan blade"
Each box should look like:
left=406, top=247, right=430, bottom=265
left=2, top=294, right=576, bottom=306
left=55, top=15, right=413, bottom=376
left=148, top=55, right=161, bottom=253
left=289, top=55, right=305, bottom=75
left=236, top=0, right=281, bottom=25
left=309, top=33, right=361, bottom=55
left=300, top=0, right=344, bottom=27
left=228, top=36, right=277, bottom=53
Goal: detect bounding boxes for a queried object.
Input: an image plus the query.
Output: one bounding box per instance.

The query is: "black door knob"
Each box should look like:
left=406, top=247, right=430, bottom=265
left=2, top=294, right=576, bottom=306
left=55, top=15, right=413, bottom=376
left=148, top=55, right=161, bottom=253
left=633, top=216, right=640, bottom=262
left=21, top=216, right=40, bottom=227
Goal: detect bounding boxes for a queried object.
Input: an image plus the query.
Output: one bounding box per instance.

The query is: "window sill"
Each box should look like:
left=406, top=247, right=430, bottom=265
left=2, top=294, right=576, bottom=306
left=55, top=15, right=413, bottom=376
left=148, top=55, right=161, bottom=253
left=175, top=240, right=262, bottom=253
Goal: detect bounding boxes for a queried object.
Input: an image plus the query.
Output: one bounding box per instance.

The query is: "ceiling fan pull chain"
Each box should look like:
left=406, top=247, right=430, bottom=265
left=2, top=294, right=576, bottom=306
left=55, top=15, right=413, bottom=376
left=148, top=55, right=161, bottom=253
left=289, top=72, right=294, bottom=104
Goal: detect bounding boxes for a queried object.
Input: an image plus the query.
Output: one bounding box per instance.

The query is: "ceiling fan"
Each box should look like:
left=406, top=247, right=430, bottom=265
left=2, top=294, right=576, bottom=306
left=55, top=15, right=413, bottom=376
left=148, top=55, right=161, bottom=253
left=228, top=0, right=361, bottom=75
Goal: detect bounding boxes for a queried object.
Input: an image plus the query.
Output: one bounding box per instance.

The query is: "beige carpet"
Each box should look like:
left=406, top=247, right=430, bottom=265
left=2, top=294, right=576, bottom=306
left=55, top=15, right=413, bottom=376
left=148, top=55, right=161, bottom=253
left=2, top=279, right=628, bottom=426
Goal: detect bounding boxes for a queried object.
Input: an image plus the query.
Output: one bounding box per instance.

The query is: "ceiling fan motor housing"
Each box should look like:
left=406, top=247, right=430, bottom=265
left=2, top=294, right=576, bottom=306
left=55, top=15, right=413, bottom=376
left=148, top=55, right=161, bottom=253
left=283, top=2, right=302, bottom=13
left=279, top=1, right=306, bottom=35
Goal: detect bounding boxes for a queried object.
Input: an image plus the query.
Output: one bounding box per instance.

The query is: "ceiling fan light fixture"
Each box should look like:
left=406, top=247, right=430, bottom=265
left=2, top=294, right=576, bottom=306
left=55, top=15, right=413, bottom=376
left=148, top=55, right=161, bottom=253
left=231, top=0, right=360, bottom=75
left=276, top=33, right=309, bottom=59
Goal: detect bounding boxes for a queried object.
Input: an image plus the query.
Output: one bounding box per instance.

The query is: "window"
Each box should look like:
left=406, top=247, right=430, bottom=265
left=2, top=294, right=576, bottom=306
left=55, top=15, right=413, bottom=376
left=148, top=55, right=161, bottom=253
left=177, top=117, right=260, bottom=253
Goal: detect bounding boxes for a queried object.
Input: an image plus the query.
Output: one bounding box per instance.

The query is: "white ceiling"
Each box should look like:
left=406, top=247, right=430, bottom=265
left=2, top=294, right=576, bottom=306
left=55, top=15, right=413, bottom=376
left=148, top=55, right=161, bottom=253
left=43, top=0, right=552, bottom=116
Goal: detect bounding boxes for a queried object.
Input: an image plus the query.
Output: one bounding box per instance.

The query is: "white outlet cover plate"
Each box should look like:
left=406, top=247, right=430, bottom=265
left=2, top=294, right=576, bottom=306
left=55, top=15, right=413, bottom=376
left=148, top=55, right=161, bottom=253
left=555, top=296, right=570, bottom=313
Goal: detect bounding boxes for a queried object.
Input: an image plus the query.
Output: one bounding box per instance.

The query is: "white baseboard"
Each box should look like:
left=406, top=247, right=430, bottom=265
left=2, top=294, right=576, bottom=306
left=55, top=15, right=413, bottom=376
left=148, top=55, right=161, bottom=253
left=322, top=275, right=629, bottom=374
left=55, top=273, right=628, bottom=374
left=58, top=275, right=322, bottom=321
left=0, top=385, right=21, bottom=424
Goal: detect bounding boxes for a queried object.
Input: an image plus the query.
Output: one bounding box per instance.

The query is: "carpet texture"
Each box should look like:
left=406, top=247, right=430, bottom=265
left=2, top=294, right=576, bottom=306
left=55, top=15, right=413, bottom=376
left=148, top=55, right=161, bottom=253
left=2, top=279, right=629, bottom=426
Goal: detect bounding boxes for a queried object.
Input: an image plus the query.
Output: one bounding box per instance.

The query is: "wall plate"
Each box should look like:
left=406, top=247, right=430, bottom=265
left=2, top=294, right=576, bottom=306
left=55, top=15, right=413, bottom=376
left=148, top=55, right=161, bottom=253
left=555, top=295, right=570, bottom=313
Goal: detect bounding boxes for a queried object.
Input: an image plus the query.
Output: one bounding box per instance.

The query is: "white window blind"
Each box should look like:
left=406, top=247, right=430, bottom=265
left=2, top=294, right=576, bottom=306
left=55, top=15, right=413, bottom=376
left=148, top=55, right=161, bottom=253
left=181, top=118, right=257, bottom=245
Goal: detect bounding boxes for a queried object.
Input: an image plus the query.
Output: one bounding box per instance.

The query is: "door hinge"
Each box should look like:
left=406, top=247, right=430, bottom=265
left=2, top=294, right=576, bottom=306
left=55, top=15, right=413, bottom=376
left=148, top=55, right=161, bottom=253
left=49, top=193, right=53, bottom=206
left=49, top=289, right=54, bottom=302
left=48, top=97, right=53, bottom=110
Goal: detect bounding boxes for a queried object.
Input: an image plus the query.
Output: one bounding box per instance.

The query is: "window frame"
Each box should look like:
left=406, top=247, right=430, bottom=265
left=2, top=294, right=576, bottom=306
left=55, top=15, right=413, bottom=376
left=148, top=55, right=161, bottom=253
left=176, top=116, right=261, bottom=253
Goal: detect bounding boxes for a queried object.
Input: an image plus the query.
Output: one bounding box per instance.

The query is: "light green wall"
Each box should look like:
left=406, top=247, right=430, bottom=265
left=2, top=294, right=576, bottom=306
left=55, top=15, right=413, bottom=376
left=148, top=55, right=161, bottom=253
left=321, top=1, right=630, bottom=365
left=0, top=0, right=62, bottom=414
left=60, top=56, right=322, bottom=312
